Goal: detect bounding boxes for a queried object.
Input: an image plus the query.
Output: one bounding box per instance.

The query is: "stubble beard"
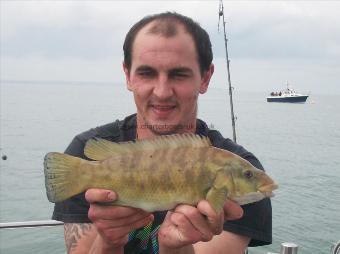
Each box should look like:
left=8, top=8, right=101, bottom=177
left=142, top=105, right=198, bottom=136
left=139, top=96, right=199, bottom=136
left=142, top=116, right=183, bottom=136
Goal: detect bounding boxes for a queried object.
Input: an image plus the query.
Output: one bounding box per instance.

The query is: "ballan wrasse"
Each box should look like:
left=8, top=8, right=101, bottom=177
left=44, top=134, right=277, bottom=212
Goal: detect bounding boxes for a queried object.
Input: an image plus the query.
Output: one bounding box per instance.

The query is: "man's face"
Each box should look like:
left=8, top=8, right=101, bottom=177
left=124, top=23, right=213, bottom=136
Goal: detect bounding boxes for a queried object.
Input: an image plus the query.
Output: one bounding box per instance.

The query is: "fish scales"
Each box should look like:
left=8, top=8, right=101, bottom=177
left=44, top=134, right=278, bottom=212
left=102, top=146, right=215, bottom=210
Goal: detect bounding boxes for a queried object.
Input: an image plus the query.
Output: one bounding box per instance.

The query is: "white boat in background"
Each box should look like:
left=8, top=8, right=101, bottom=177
left=267, top=83, right=309, bottom=103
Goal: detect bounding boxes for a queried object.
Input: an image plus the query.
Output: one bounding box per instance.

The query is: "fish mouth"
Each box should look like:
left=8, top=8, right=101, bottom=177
left=232, top=184, right=278, bottom=205
left=233, top=191, right=267, bottom=205
left=258, top=183, right=278, bottom=197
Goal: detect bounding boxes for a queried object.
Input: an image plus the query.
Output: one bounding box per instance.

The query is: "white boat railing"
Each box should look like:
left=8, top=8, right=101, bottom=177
left=0, top=219, right=63, bottom=229
left=0, top=220, right=339, bottom=254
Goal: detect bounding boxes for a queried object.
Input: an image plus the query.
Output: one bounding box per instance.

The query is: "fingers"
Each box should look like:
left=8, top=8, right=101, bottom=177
left=223, top=199, right=243, bottom=221
left=89, top=203, right=149, bottom=220
left=84, top=188, right=153, bottom=250
left=93, top=211, right=153, bottom=247
left=197, top=200, right=224, bottom=235
left=158, top=203, right=224, bottom=250
left=85, top=188, right=117, bottom=203
left=85, top=189, right=153, bottom=226
left=89, top=203, right=152, bottom=222
left=175, top=204, right=215, bottom=241
left=158, top=210, right=203, bottom=249
left=170, top=199, right=243, bottom=244
left=90, top=206, right=153, bottom=248
left=102, top=214, right=154, bottom=239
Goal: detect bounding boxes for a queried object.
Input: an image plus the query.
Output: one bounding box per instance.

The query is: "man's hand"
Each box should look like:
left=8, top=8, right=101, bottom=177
left=85, top=189, right=154, bottom=253
left=158, top=199, right=243, bottom=254
left=222, top=199, right=244, bottom=221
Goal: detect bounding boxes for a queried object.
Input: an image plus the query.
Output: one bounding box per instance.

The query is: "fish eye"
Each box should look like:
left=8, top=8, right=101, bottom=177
left=244, top=170, right=254, bottom=179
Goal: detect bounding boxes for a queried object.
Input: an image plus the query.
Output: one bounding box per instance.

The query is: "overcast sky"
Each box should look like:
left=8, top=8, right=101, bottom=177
left=1, top=0, right=339, bottom=94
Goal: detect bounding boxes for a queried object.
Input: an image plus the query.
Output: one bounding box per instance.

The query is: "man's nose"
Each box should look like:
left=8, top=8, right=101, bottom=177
left=153, top=76, right=174, bottom=99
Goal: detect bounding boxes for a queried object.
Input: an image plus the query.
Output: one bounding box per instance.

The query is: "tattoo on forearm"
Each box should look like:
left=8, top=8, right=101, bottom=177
left=64, top=223, right=92, bottom=253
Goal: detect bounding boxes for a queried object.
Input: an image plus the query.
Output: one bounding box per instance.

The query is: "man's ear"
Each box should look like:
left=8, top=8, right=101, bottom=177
left=199, top=64, right=214, bottom=94
left=123, top=62, right=132, bottom=91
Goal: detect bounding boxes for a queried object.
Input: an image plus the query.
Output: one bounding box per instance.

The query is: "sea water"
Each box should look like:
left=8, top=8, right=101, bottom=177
left=0, top=82, right=339, bottom=254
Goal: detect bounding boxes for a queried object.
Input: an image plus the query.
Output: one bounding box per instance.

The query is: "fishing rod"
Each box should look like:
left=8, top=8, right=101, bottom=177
left=218, top=0, right=237, bottom=143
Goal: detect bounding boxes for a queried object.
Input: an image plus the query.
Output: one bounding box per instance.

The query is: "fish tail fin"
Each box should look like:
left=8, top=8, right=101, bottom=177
left=44, top=152, right=88, bottom=203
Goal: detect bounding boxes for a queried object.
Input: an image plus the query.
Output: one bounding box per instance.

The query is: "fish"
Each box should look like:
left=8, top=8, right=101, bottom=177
left=44, top=134, right=277, bottom=213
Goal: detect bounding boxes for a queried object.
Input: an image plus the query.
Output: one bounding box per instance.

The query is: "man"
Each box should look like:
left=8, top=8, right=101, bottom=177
left=52, top=12, right=272, bottom=254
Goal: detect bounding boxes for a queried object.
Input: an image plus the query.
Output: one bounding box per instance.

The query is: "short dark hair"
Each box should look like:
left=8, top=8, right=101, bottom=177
left=123, top=12, right=213, bottom=75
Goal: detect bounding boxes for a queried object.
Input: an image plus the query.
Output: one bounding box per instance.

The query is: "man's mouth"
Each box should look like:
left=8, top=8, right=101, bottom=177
left=152, top=105, right=176, bottom=110
left=150, top=104, right=177, bottom=116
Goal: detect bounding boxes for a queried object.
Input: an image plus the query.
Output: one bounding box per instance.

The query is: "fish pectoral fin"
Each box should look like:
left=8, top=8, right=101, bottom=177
left=205, top=186, right=228, bottom=213
left=205, top=170, right=231, bottom=213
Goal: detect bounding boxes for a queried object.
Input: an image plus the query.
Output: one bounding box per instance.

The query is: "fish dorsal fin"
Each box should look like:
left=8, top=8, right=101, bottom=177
left=84, top=134, right=211, bottom=161
left=84, top=138, right=121, bottom=160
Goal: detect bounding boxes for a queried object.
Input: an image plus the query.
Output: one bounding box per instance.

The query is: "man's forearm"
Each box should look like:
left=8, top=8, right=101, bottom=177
left=65, top=223, right=106, bottom=254
left=193, top=232, right=250, bottom=254
left=64, top=223, right=94, bottom=253
left=159, top=244, right=195, bottom=254
left=65, top=223, right=128, bottom=254
left=88, top=234, right=123, bottom=254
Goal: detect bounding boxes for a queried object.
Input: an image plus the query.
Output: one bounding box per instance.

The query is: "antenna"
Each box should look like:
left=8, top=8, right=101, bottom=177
left=218, top=0, right=237, bottom=143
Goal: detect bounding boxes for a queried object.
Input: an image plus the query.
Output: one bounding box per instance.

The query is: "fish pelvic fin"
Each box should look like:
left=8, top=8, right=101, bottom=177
left=44, top=152, right=88, bottom=203
left=84, top=134, right=212, bottom=160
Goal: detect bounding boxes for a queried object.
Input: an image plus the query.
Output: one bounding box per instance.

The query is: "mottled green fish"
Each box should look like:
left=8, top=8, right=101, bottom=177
left=44, top=134, right=277, bottom=213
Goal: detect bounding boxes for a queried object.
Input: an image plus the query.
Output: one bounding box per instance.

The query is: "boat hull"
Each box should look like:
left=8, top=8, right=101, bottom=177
left=267, top=95, right=308, bottom=103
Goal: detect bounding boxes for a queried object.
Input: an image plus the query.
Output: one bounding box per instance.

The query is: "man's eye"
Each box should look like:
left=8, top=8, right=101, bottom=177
left=170, top=72, right=189, bottom=79
left=176, top=73, right=188, bottom=77
left=138, top=71, right=155, bottom=78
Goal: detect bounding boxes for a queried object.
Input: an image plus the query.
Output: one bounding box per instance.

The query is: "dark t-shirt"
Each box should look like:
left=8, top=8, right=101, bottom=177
left=52, top=114, right=272, bottom=252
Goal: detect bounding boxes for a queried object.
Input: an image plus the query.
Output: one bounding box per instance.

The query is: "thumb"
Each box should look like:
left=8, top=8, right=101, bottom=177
left=85, top=188, right=117, bottom=203
left=223, top=199, right=243, bottom=221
